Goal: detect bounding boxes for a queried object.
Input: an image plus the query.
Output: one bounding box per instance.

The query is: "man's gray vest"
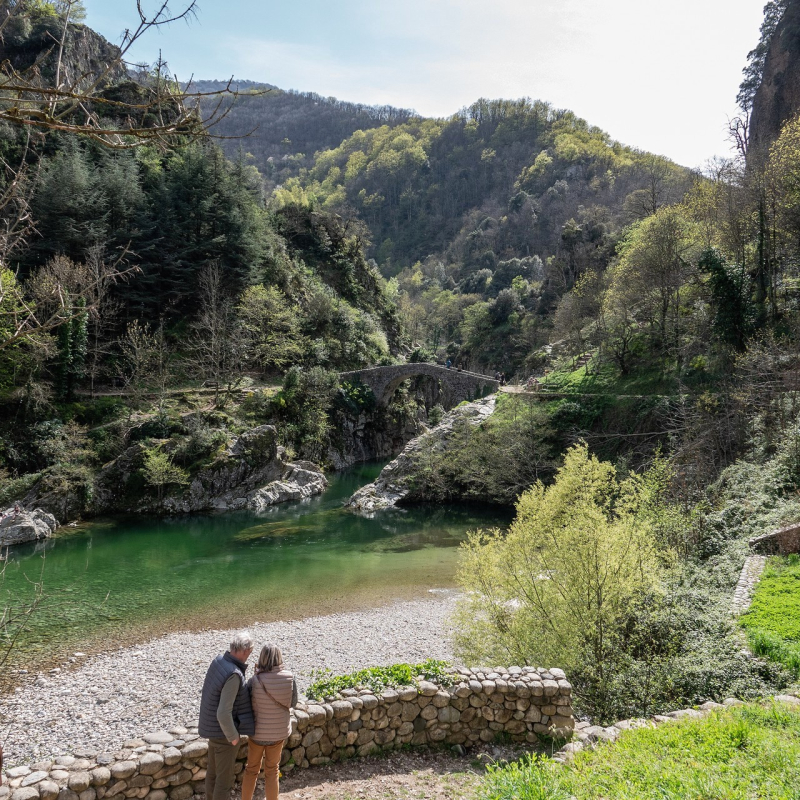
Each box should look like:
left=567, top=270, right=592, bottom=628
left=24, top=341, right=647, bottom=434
left=198, top=652, right=255, bottom=739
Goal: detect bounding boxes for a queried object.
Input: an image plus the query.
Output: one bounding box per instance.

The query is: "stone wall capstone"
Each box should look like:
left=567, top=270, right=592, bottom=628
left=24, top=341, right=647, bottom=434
left=1, top=668, right=573, bottom=800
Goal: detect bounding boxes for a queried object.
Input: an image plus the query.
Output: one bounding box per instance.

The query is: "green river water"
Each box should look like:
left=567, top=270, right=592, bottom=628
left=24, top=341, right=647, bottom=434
left=1, top=462, right=510, bottom=678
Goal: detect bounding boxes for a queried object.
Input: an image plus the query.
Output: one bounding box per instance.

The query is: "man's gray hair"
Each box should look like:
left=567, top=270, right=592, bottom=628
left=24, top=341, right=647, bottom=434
left=229, top=630, right=254, bottom=653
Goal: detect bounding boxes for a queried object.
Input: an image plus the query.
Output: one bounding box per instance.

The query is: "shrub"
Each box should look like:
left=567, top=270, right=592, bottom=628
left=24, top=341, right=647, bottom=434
left=428, top=403, right=445, bottom=426
left=269, top=366, right=339, bottom=461
left=0, top=471, right=42, bottom=507
left=454, top=444, right=669, bottom=721
left=337, top=378, right=377, bottom=414
left=141, top=447, right=190, bottom=502
left=306, top=659, right=454, bottom=700
left=172, top=418, right=230, bottom=469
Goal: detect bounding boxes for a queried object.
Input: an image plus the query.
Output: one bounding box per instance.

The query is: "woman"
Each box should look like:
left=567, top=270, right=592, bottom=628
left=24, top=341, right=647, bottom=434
left=241, top=644, right=297, bottom=800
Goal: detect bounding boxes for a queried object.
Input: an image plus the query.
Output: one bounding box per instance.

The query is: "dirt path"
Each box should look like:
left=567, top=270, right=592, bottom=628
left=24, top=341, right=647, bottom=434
left=279, top=750, right=484, bottom=800
left=272, top=742, right=537, bottom=800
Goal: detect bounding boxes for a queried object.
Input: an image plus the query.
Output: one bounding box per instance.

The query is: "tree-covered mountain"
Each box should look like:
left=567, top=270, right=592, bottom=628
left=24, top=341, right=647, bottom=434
left=194, top=80, right=416, bottom=190
left=278, top=99, right=693, bottom=281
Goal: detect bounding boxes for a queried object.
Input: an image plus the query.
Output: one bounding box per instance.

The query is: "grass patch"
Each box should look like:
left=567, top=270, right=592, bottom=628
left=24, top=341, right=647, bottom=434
left=540, top=358, right=679, bottom=397
left=480, top=703, right=800, bottom=800
left=306, top=659, right=455, bottom=700
left=741, top=555, right=800, bottom=675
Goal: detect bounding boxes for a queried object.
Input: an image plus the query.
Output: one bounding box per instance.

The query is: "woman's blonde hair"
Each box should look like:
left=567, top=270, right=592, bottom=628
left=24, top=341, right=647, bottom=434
left=256, top=643, right=284, bottom=673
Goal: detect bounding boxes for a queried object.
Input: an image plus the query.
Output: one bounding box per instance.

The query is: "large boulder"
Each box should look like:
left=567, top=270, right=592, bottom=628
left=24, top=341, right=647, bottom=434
left=0, top=507, right=58, bottom=547
left=244, top=461, right=328, bottom=511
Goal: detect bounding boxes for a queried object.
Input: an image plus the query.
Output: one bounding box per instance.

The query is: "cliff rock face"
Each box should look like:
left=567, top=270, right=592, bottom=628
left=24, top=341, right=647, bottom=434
left=750, top=1, right=800, bottom=153
left=0, top=19, right=125, bottom=89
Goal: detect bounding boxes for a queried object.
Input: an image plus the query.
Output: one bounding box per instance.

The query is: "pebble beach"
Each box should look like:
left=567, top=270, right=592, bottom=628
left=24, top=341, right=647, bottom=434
left=0, top=595, right=457, bottom=766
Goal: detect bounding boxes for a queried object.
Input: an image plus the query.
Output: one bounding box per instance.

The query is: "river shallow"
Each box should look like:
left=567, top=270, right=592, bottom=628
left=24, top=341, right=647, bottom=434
left=1, top=462, right=511, bottom=680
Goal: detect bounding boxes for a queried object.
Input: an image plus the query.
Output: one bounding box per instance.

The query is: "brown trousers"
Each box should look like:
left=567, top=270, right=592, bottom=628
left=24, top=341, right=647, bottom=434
left=241, top=739, right=285, bottom=800
left=205, top=738, right=239, bottom=800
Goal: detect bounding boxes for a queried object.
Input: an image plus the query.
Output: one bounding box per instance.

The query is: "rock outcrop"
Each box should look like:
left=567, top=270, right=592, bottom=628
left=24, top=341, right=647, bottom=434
left=749, top=521, right=800, bottom=554
left=162, top=456, right=327, bottom=514
left=347, top=396, right=497, bottom=513
left=0, top=507, right=58, bottom=547
left=29, top=425, right=327, bottom=519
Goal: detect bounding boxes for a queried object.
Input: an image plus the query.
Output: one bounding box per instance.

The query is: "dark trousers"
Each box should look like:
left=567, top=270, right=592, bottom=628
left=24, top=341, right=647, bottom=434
left=205, top=738, right=239, bottom=800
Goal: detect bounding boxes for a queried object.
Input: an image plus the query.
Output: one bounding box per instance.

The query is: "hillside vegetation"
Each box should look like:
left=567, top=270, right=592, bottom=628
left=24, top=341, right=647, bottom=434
left=194, top=79, right=415, bottom=190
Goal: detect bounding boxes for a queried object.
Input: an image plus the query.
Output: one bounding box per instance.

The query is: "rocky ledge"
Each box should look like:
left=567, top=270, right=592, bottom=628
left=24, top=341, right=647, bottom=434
left=0, top=507, right=58, bottom=548
left=161, top=457, right=327, bottom=515
left=346, top=396, right=496, bottom=514
left=26, top=425, right=327, bottom=520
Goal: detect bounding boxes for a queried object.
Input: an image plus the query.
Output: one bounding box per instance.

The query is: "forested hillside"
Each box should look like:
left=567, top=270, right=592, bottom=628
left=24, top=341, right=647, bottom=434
left=195, top=80, right=415, bottom=190
left=264, top=100, right=689, bottom=374
left=281, top=100, right=694, bottom=275
left=0, top=2, right=403, bottom=510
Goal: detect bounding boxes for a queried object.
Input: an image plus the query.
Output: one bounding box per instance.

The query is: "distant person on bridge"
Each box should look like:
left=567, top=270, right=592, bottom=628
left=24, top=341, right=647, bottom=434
left=446, top=358, right=452, bottom=369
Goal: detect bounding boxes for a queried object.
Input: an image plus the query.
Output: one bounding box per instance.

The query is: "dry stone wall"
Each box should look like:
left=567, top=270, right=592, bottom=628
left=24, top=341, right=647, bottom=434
left=749, top=523, right=800, bottom=555
left=1, top=668, right=573, bottom=800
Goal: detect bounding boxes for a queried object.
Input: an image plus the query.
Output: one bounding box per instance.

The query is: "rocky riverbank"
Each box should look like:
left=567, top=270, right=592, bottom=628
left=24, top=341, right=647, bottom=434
left=0, top=595, right=458, bottom=766
left=347, top=397, right=497, bottom=513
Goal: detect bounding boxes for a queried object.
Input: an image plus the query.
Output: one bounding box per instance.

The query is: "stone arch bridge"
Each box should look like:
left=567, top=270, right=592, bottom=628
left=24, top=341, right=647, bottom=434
left=339, top=364, right=499, bottom=408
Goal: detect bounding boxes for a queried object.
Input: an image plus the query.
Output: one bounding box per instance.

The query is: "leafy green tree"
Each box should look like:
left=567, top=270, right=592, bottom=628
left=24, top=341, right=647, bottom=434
left=237, top=284, right=306, bottom=374
left=607, top=206, right=700, bottom=363
left=454, top=444, right=669, bottom=719
left=141, top=447, right=189, bottom=502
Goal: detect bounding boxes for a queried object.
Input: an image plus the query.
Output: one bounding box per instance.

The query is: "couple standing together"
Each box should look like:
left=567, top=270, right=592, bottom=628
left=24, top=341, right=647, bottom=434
left=199, top=632, right=296, bottom=800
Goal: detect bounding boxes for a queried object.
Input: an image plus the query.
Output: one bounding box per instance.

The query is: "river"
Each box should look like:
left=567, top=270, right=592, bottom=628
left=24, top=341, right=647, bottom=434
left=1, top=461, right=510, bottom=681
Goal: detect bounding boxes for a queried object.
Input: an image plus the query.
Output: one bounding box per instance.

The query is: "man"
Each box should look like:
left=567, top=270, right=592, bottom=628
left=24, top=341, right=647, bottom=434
left=199, top=631, right=256, bottom=800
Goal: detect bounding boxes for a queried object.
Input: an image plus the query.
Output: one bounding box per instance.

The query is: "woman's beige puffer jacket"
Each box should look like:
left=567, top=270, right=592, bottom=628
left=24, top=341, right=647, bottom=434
left=249, top=668, right=294, bottom=743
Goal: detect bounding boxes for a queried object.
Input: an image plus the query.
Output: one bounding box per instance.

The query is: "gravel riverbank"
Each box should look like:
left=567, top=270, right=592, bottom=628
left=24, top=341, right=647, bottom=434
left=0, top=593, right=457, bottom=766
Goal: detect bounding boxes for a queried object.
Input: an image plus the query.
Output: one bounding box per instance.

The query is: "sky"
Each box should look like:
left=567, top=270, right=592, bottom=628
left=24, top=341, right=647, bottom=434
left=86, top=0, right=767, bottom=169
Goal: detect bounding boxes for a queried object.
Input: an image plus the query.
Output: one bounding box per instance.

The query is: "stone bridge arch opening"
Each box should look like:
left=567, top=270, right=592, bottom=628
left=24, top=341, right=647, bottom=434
left=340, top=364, right=500, bottom=411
